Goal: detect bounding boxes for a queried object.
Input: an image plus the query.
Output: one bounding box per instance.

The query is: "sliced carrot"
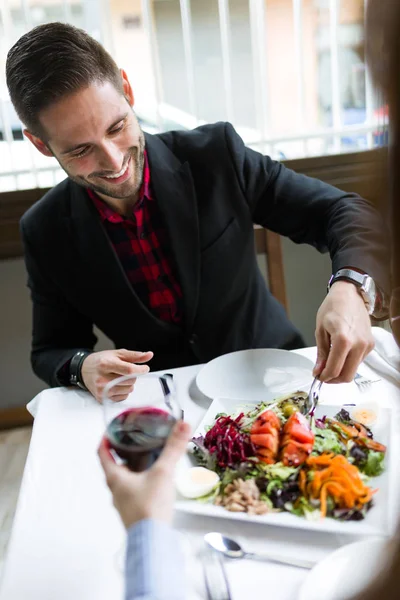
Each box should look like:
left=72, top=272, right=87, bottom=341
left=298, top=453, right=376, bottom=518
left=320, top=484, right=328, bottom=518
left=299, top=469, right=307, bottom=496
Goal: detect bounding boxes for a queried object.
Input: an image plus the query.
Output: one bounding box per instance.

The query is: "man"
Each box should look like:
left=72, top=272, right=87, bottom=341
left=6, top=23, right=390, bottom=402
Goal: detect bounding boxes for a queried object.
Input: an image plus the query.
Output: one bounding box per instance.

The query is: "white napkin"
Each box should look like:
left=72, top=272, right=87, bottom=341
left=364, top=327, right=400, bottom=385
left=27, top=391, right=45, bottom=417
left=26, top=386, right=91, bottom=418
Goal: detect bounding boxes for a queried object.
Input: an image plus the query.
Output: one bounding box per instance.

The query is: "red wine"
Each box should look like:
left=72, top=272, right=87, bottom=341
left=106, top=407, right=176, bottom=472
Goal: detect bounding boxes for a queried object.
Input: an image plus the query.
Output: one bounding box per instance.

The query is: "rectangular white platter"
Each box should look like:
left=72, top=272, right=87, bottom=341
left=175, top=396, right=396, bottom=537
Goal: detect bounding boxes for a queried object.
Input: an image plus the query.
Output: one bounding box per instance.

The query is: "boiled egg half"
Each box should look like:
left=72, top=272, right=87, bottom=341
left=176, top=467, right=219, bottom=499
left=350, top=402, right=379, bottom=427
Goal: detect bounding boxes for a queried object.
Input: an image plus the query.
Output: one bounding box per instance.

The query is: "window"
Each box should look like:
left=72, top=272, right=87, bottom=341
left=0, top=0, right=99, bottom=191
left=0, top=0, right=388, bottom=192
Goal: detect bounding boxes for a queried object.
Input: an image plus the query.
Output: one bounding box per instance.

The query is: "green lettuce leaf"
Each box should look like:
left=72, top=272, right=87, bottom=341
left=262, top=462, right=298, bottom=481
left=313, top=428, right=344, bottom=455
left=362, top=450, right=385, bottom=477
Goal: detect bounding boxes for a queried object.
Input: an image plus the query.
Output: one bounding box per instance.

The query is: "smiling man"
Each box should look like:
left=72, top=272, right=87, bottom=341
left=30, top=81, right=146, bottom=212
left=6, top=23, right=390, bottom=402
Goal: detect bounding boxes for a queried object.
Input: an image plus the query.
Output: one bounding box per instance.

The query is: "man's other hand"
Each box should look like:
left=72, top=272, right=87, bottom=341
left=81, top=349, right=153, bottom=403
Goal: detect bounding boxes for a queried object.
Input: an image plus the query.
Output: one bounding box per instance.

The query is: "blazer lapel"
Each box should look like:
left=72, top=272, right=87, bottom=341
left=145, top=133, right=200, bottom=333
left=66, top=183, right=150, bottom=318
left=65, top=132, right=200, bottom=333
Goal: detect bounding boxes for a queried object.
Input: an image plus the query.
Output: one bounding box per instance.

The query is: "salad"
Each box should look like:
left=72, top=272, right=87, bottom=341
left=190, top=393, right=387, bottom=521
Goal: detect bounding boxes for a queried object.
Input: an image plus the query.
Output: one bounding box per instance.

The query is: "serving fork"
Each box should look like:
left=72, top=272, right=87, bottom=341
left=269, top=370, right=378, bottom=418
left=303, top=372, right=379, bottom=415
left=354, top=372, right=381, bottom=392
left=303, top=377, right=323, bottom=418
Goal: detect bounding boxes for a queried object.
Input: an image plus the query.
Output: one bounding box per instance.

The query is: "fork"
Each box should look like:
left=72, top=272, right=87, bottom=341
left=354, top=372, right=381, bottom=392
left=303, top=377, right=323, bottom=418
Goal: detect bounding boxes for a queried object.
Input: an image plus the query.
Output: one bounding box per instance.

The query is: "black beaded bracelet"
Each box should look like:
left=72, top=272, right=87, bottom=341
left=69, top=350, right=92, bottom=390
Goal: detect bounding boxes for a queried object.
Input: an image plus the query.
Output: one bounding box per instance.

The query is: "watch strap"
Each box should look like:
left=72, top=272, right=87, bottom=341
left=327, top=268, right=366, bottom=292
left=69, top=350, right=92, bottom=390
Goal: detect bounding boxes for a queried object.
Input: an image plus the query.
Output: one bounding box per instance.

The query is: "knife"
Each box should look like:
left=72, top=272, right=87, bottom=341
left=202, top=549, right=232, bottom=600
left=162, top=373, right=184, bottom=420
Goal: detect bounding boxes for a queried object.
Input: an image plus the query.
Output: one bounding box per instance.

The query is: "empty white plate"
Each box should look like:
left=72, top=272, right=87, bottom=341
left=196, top=348, right=314, bottom=401
left=298, top=538, right=391, bottom=600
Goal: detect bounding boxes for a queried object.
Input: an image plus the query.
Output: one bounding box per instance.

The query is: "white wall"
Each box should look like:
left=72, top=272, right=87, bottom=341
left=0, top=258, right=45, bottom=409
left=0, top=241, right=330, bottom=409
left=282, top=237, right=331, bottom=345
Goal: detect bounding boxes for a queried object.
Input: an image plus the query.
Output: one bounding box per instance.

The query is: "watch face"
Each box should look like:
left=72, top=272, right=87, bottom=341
left=361, top=276, right=377, bottom=314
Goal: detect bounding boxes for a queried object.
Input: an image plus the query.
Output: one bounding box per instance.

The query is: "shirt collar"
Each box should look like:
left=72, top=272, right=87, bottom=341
left=89, top=149, right=152, bottom=223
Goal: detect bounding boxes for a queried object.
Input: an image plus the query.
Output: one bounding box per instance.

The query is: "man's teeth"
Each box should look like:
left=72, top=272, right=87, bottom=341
left=104, top=161, right=129, bottom=179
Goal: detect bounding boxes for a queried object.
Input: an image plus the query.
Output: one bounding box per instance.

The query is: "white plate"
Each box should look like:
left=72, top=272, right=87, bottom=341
left=298, top=538, right=391, bottom=600
left=196, top=349, right=314, bottom=401
left=175, top=396, right=395, bottom=536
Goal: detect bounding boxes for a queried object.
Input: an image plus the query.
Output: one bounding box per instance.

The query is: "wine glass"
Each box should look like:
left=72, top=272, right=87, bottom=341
left=103, top=373, right=182, bottom=472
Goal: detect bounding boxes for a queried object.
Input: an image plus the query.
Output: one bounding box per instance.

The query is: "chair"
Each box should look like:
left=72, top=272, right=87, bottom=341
left=254, top=226, right=288, bottom=313
left=0, top=407, right=33, bottom=431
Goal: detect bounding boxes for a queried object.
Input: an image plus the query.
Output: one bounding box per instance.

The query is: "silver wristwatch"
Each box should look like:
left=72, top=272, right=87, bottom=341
left=328, top=268, right=388, bottom=320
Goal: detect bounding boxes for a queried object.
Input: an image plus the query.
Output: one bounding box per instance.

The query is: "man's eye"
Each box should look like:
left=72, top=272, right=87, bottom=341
left=72, top=147, right=90, bottom=158
left=110, top=123, right=124, bottom=135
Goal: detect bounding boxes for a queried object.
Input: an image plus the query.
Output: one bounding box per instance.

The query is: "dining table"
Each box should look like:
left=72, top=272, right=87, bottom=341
left=1, top=344, right=400, bottom=600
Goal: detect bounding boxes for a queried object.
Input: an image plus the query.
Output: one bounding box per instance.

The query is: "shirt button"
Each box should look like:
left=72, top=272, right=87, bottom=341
left=189, top=334, right=198, bottom=345
left=140, top=232, right=146, bottom=239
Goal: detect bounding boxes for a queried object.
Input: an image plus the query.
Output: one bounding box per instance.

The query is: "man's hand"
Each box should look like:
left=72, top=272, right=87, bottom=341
left=313, top=281, right=374, bottom=383
left=81, top=349, right=153, bottom=403
left=98, top=421, right=191, bottom=528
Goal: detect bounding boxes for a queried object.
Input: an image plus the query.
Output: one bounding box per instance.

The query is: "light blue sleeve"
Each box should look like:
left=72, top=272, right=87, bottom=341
left=125, top=519, right=186, bottom=600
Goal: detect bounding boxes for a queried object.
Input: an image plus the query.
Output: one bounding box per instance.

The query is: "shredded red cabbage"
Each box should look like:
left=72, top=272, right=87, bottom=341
left=315, top=416, right=326, bottom=429
left=204, top=413, right=256, bottom=468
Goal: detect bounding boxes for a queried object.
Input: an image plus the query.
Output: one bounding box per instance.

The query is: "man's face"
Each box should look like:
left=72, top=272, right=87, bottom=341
left=33, top=78, right=145, bottom=203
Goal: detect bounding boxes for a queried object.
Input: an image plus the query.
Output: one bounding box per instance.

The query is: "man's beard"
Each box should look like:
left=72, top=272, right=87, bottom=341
left=60, top=132, right=145, bottom=201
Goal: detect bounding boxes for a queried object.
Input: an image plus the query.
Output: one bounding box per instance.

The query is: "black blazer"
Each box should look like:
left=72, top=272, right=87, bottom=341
left=20, top=123, right=390, bottom=386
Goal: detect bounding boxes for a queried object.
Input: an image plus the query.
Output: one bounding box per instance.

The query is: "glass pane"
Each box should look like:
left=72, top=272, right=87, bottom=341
left=0, top=0, right=382, bottom=193
left=0, top=0, right=102, bottom=192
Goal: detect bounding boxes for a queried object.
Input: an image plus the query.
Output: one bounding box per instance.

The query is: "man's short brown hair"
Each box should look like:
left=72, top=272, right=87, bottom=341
left=6, top=22, right=123, bottom=139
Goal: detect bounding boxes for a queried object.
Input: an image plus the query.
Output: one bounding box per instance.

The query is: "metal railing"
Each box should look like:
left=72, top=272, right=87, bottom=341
left=0, top=0, right=387, bottom=193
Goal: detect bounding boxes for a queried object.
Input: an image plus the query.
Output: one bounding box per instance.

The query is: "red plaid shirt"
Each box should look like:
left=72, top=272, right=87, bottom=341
left=88, top=152, right=183, bottom=324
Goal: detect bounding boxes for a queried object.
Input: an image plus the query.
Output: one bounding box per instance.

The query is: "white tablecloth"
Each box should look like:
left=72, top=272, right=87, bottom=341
left=1, top=347, right=399, bottom=600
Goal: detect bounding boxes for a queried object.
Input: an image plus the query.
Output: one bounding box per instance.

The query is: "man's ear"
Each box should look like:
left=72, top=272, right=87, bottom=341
left=120, top=69, right=135, bottom=107
left=23, top=130, right=53, bottom=157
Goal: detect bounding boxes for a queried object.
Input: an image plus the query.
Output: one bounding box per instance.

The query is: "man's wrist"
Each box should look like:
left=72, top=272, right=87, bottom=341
left=329, top=279, right=360, bottom=293
left=69, top=350, right=93, bottom=390
left=328, top=268, right=389, bottom=320
left=328, top=279, right=368, bottom=306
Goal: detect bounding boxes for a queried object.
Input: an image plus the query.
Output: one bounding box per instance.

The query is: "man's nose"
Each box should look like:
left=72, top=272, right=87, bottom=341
left=98, top=142, right=124, bottom=173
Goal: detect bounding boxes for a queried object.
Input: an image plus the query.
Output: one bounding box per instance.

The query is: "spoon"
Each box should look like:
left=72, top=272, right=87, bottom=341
left=204, top=532, right=316, bottom=570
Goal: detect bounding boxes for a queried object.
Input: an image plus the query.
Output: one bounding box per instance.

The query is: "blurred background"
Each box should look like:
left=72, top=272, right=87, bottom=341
left=0, top=0, right=388, bottom=191
left=0, top=0, right=389, bottom=408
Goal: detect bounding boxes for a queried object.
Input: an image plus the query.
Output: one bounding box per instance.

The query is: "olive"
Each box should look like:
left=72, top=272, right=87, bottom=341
left=282, top=403, right=298, bottom=418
